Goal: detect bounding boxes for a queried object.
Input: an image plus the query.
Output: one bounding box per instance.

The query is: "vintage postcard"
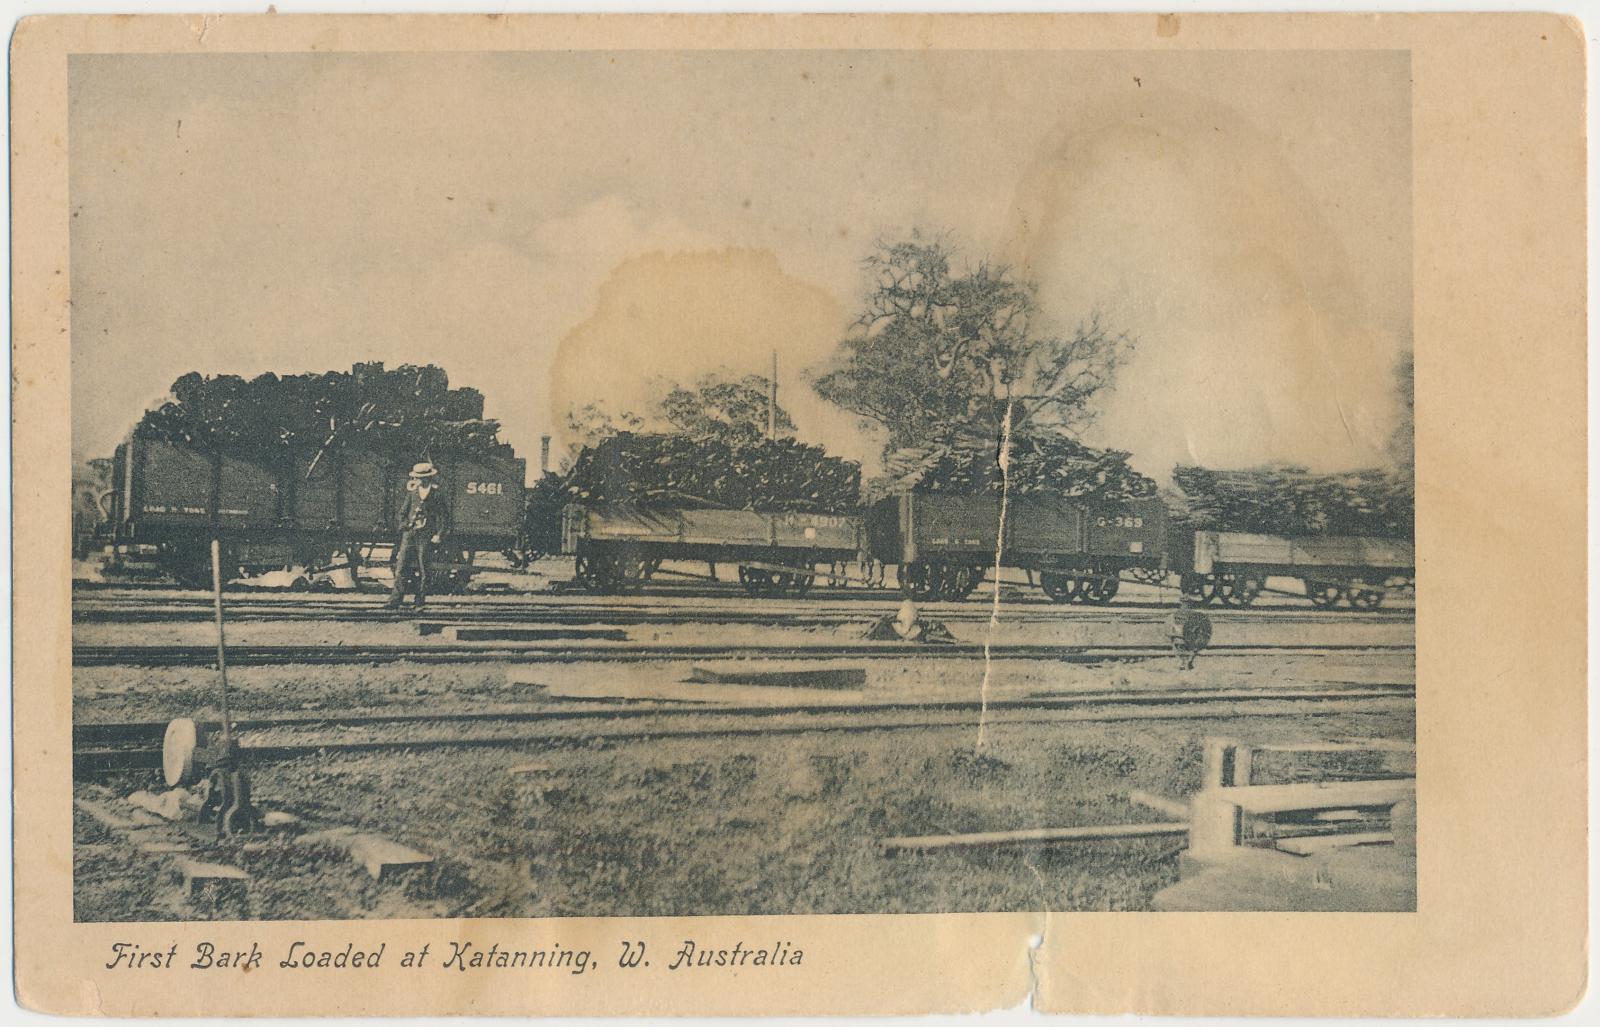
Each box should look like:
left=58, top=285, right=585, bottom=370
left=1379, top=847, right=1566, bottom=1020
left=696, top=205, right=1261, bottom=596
left=11, top=12, right=1586, bottom=1017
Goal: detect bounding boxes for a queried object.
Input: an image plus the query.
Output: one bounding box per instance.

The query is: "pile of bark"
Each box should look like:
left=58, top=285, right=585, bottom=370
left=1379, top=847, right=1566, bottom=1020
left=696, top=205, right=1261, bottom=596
left=1171, top=465, right=1414, bottom=538
left=870, top=431, right=1158, bottom=502
left=134, top=363, right=502, bottom=459
left=561, top=432, right=861, bottom=513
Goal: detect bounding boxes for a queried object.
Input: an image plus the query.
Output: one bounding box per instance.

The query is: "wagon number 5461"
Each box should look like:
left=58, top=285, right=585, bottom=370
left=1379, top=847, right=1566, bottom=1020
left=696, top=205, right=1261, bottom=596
left=466, top=482, right=506, bottom=495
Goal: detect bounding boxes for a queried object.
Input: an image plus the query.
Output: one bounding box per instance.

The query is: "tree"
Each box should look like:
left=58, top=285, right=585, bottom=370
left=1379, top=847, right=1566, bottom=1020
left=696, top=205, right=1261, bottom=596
left=812, top=236, right=1133, bottom=453
left=659, top=371, right=794, bottom=444
left=1387, top=350, right=1414, bottom=479
left=560, top=402, right=645, bottom=470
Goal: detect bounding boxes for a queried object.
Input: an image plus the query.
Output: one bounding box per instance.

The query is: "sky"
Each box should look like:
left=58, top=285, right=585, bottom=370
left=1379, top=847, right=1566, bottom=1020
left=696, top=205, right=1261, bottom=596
left=70, top=49, right=1410, bottom=479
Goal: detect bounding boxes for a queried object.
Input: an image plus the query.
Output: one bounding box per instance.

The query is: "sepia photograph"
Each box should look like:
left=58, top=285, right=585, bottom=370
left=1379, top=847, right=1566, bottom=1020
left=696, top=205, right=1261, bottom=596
left=63, top=45, right=1421, bottom=923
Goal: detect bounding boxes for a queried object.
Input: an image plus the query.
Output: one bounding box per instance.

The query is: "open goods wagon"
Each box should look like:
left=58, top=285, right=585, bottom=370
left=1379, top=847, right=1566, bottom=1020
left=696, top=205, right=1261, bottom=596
left=866, top=493, right=1170, bottom=603
left=1178, top=530, right=1415, bottom=609
left=561, top=504, right=866, bottom=595
left=106, top=434, right=526, bottom=590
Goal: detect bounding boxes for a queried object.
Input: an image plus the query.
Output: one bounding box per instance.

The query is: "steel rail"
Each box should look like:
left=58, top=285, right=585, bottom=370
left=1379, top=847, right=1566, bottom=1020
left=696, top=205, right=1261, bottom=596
left=72, top=640, right=1418, bottom=668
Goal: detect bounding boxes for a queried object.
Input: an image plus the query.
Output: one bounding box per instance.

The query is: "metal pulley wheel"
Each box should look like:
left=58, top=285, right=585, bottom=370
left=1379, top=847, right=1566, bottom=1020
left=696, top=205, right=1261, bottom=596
left=162, top=717, right=201, bottom=787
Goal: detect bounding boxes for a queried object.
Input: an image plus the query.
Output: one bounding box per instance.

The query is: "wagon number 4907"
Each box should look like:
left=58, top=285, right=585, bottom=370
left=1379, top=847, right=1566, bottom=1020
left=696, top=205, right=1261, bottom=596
left=1097, top=515, right=1144, bottom=528
left=465, top=482, right=506, bottom=495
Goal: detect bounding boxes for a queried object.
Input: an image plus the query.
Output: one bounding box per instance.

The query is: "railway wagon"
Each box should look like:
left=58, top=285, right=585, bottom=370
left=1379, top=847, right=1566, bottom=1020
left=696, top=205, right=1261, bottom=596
left=106, top=434, right=526, bottom=589
left=1180, top=530, right=1415, bottom=608
left=561, top=504, right=865, bottom=595
left=866, top=493, right=1169, bottom=603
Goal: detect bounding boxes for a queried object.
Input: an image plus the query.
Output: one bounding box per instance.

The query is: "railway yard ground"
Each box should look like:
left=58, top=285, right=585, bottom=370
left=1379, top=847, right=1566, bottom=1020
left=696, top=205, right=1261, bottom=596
left=72, top=563, right=1416, bottom=921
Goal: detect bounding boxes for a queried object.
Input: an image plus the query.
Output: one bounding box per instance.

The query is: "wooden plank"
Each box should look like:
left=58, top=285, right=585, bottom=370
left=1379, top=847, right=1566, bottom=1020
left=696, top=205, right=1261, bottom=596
left=75, top=797, right=165, bottom=831
left=127, top=789, right=188, bottom=821
left=1276, top=832, right=1394, bottom=856
left=1127, top=790, right=1189, bottom=820
left=301, top=827, right=433, bottom=881
left=1217, top=778, right=1414, bottom=815
left=1254, top=739, right=1416, bottom=754
left=880, top=822, right=1187, bottom=854
left=687, top=666, right=867, bottom=690
left=443, top=626, right=627, bottom=642
left=178, top=859, right=249, bottom=898
left=527, top=677, right=854, bottom=707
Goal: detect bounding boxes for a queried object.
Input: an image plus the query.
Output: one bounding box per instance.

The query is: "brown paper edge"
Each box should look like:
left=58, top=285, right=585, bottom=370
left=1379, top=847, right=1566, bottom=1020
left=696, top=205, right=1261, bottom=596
left=10, top=12, right=1587, bottom=1017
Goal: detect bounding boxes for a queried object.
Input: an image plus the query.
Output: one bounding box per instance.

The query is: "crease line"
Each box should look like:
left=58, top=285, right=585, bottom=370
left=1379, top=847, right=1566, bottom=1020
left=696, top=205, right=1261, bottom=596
left=977, top=399, right=1014, bottom=752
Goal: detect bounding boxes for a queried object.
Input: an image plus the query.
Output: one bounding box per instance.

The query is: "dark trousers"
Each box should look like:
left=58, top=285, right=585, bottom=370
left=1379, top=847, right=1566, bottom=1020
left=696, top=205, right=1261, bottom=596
left=388, top=531, right=430, bottom=604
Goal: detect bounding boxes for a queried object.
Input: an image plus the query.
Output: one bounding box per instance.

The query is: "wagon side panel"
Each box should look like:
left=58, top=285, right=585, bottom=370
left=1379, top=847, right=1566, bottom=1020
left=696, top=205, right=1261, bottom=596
left=908, top=493, right=1002, bottom=559
left=290, top=450, right=341, bottom=530
left=447, top=454, right=527, bottom=545
left=339, top=448, right=390, bottom=534
left=128, top=439, right=215, bottom=530
left=1006, top=498, right=1083, bottom=559
left=216, top=452, right=282, bottom=529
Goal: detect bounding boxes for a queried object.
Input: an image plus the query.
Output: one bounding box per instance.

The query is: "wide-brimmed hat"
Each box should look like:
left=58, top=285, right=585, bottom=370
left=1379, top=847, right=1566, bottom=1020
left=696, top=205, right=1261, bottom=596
left=409, top=462, right=439, bottom=478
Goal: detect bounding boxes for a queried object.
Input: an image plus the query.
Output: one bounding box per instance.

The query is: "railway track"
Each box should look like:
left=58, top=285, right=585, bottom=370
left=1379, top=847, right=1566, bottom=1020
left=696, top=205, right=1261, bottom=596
left=72, top=582, right=1415, bottom=617
left=73, top=683, right=1416, bottom=777
left=72, top=640, right=1417, bottom=668
left=71, top=600, right=1416, bottom=628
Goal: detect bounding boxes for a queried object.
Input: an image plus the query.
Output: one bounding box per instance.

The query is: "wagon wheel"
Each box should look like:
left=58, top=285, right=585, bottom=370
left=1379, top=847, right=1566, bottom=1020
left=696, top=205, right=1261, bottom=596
left=1039, top=570, right=1077, bottom=604
left=1305, top=579, right=1342, bottom=609
left=737, top=565, right=780, bottom=598
left=574, top=554, right=599, bottom=590
left=790, top=568, right=816, bottom=597
left=1348, top=585, right=1384, bottom=609
left=937, top=564, right=973, bottom=602
left=1219, top=573, right=1262, bottom=607
left=1180, top=573, right=1207, bottom=601
left=960, top=564, right=987, bottom=599
left=586, top=553, right=621, bottom=593
left=898, top=562, right=938, bottom=601
left=610, top=552, right=650, bottom=594
left=1084, top=573, right=1120, bottom=605
left=643, top=558, right=663, bottom=581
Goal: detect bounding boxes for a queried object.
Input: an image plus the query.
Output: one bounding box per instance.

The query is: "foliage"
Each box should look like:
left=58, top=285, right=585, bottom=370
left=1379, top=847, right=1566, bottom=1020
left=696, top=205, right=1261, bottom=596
left=1387, top=351, right=1414, bottom=480
left=813, top=236, right=1134, bottom=453
left=659, top=372, right=793, bottom=444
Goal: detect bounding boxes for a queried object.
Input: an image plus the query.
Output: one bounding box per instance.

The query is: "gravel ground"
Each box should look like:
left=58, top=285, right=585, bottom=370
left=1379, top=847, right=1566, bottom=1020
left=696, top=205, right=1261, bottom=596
left=72, top=652, right=1414, bottom=724
left=75, top=706, right=1414, bottom=920
left=71, top=584, right=1416, bottom=921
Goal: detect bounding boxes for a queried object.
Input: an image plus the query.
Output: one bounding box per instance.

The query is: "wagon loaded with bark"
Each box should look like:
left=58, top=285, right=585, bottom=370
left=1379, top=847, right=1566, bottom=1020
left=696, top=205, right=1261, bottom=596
left=556, top=433, right=865, bottom=596
left=96, top=364, right=527, bottom=591
left=1169, top=466, right=1415, bottom=608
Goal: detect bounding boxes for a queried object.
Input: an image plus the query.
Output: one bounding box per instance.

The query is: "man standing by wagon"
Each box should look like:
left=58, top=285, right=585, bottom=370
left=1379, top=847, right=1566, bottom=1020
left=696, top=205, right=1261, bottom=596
left=385, top=461, right=449, bottom=611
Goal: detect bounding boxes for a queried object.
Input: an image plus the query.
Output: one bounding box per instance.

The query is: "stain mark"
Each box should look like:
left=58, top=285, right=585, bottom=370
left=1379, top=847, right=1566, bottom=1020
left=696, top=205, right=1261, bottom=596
left=1133, top=76, right=1142, bottom=88
left=1157, top=13, right=1180, bottom=37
